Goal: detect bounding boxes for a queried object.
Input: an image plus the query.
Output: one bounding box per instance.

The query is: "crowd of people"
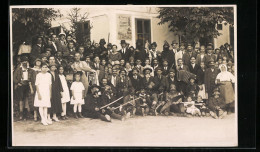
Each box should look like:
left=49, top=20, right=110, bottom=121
left=13, top=30, right=236, bottom=126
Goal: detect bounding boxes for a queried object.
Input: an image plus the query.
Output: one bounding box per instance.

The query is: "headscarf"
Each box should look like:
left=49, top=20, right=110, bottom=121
left=219, top=64, right=227, bottom=73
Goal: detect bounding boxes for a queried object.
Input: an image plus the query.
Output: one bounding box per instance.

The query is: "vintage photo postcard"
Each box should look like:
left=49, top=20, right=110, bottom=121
left=10, top=5, right=237, bottom=147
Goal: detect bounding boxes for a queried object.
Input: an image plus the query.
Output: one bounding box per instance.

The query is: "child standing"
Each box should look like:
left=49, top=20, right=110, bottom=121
left=48, top=63, right=63, bottom=123
left=58, top=66, right=71, bottom=120
left=34, top=63, right=52, bottom=126
left=70, top=73, right=85, bottom=118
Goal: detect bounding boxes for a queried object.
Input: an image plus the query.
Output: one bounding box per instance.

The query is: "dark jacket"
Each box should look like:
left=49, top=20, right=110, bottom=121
left=13, top=67, right=36, bottom=89
left=208, top=97, right=226, bottom=111
left=119, top=48, right=132, bottom=62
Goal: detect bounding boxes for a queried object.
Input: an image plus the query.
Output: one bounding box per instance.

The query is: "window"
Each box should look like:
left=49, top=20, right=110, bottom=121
left=217, top=24, right=223, bottom=30
left=135, top=19, right=151, bottom=47
left=77, top=21, right=91, bottom=41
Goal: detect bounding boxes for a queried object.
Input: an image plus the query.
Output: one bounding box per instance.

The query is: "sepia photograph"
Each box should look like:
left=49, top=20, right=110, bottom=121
left=10, top=5, right=237, bottom=147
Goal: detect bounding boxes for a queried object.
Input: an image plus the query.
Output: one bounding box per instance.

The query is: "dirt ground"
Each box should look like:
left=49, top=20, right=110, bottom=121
left=12, top=114, right=237, bottom=147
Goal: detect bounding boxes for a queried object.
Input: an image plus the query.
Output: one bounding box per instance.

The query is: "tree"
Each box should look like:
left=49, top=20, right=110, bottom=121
left=157, top=7, right=234, bottom=44
left=12, top=8, right=60, bottom=54
left=65, top=8, right=92, bottom=46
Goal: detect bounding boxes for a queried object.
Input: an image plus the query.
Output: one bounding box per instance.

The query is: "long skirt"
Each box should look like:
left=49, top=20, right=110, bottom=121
left=219, top=81, right=235, bottom=104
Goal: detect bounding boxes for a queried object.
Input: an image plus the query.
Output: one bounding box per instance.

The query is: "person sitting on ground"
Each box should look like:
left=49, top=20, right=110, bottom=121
left=183, top=96, right=201, bottom=117
left=208, top=88, right=227, bottom=119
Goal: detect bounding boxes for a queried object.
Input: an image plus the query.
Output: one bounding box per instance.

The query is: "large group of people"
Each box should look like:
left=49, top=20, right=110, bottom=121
left=13, top=30, right=236, bottom=126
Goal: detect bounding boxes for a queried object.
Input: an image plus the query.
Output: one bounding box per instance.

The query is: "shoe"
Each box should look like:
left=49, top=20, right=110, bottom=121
left=219, top=111, right=227, bottom=119
left=78, top=112, right=84, bottom=118
left=210, top=111, right=218, bottom=119
left=53, top=117, right=60, bottom=122
left=41, top=120, right=48, bottom=126
left=61, top=116, right=66, bottom=120
left=164, top=111, right=169, bottom=116
left=65, top=115, right=69, bottom=119
left=121, top=117, right=126, bottom=121
left=34, top=117, right=38, bottom=122
left=126, top=112, right=131, bottom=119
left=74, top=113, right=78, bottom=119
left=46, top=119, right=53, bottom=124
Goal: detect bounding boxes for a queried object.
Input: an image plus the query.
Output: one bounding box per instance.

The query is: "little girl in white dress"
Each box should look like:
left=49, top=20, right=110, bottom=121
left=70, top=73, right=85, bottom=118
left=184, top=96, right=201, bottom=116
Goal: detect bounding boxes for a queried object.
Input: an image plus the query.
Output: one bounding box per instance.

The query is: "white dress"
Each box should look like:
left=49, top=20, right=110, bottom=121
left=70, top=82, right=85, bottom=105
left=34, top=73, right=52, bottom=107
left=59, top=74, right=70, bottom=103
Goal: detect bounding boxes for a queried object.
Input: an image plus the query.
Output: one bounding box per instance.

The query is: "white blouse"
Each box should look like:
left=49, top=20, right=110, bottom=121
left=216, top=71, right=235, bottom=83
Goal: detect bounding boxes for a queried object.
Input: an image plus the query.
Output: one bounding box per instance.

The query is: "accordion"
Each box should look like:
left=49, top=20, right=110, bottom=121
left=176, top=70, right=196, bottom=84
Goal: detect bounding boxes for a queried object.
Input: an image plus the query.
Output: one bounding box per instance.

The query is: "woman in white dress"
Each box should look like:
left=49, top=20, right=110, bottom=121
left=58, top=66, right=71, bottom=120
left=34, top=63, right=52, bottom=126
left=215, top=64, right=235, bottom=112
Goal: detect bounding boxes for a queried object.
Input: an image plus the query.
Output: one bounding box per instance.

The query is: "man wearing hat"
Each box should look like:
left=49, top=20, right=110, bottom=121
left=166, top=68, right=179, bottom=92
left=148, top=42, right=159, bottom=64
left=107, top=43, right=113, bottom=55
left=161, top=41, right=175, bottom=69
left=204, top=59, right=220, bottom=97
left=195, top=45, right=207, bottom=66
left=30, top=36, right=44, bottom=66
left=55, top=32, right=69, bottom=56
left=175, top=42, right=186, bottom=66
left=116, top=69, right=132, bottom=100
left=119, top=40, right=131, bottom=61
left=13, top=56, right=36, bottom=120
left=205, top=45, right=217, bottom=67
left=171, top=40, right=179, bottom=54
left=98, top=39, right=108, bottom=60
left=208, top=88, right=227, bottom=119
left=183, top=45, right=196, bottom=66
left=129, top=67, right=143, bottom=93
left=141, top=67, right=159, bottom=114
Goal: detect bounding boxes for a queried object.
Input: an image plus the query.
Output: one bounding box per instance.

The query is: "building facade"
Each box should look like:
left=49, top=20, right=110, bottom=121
left=51, top=6, right=232, bottom=50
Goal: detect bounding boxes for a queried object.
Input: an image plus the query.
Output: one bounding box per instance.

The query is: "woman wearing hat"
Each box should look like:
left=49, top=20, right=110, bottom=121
left=216, top=64, right=235, bottom=113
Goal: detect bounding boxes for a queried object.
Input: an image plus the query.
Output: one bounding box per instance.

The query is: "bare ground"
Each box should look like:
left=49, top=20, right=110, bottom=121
left=12, top=114, right=237, bottom=147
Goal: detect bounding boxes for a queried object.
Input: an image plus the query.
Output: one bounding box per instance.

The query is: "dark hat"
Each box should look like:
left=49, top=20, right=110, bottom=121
left=208, top=59, right=215, bottom=65
left=162, top=59, right=169, bottom=63
left=151, top=42, right=157, bottom=47
left=143, top=67, right=153, bottom=73
left=171, top=40, right=178, bottom=45
left=99, top=39, right=106, bottom=44
left=189, top=75, right=196, bottom=81
left=215, top=48, right=220, bottom=51
left=107, top=43, right=112, bottom=47
left=169, top=68, right=176, bottom=73
left=180, top=42, right=186, bottom=47
left=220, top=45, right=225, bottom=49
left=163, top=41, right=170, bottom=47
left=129, top=46, right=134, bottom=49
left=33, top=58, right=42, bottom=65
left=58, top=32, right=66, bottom=37
left=155, top=67, right=163, bottom=72
left=132, top=67, right=139, bottom=72
left=224, top=43, right=229, bottom=46
left=213, top=88, right=220, bottom=95
left=206, top=45, right=214, bottom=50
left=120, top=40, right=126, bottom=44
left=90, top=84, right=101, bottom=91
left=187, top=42, right=192, bottom=46
left=20, top=56, right=29, bottom=62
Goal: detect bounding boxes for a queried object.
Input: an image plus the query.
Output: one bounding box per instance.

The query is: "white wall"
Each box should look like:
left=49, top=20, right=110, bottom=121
left=90, top=14, right=110, bottom=44
left=214, top=22, right=230, bottom=48
left=151, top=17, right=179, bottom=51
